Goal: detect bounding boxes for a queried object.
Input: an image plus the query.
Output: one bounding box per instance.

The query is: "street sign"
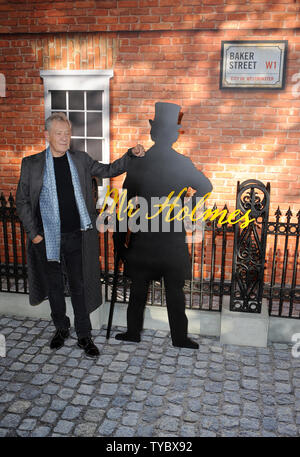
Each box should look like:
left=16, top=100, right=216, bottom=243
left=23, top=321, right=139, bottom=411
left=220, top=41, right=287, bottom=89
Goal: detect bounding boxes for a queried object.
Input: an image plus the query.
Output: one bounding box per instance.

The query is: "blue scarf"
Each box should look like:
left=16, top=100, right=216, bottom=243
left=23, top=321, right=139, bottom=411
left=39, top=147, right=92, bottom=261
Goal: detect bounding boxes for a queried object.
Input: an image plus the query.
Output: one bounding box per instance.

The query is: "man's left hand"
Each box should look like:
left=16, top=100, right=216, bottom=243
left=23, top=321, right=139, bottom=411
left=132, top=144, right=145, bottom=157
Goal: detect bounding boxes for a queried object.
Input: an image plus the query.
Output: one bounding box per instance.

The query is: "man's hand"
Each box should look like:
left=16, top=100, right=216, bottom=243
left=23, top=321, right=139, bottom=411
left=131, top=144, right=145, bottom=157
left=32, top=235, right=43, bottom=244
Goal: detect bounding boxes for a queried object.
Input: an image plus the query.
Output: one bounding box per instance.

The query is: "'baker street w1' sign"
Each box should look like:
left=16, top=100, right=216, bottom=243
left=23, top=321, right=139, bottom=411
left=220, top=41, right=287, bottom=89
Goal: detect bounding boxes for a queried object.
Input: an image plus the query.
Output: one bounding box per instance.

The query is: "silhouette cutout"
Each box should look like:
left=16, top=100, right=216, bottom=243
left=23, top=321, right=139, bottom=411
left=115, top=102, right=213, bottom=349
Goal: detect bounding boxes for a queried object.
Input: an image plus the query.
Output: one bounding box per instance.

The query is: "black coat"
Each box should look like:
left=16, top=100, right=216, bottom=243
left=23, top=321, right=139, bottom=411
left=122, top=144, right=213, bottom=281
left=16, top=148, right=133, bottom=313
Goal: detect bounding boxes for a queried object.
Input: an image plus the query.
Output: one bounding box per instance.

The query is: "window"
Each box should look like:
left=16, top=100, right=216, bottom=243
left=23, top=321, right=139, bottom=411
left=50, top=89, right=103, bottom=161
left=40, top=70, right=113, bottom=190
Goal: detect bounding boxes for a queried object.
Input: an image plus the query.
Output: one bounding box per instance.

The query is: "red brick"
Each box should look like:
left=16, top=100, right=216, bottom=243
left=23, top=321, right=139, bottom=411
left=119, top=46, right=140, bottom=53
left=140, top=15, right=161, bottom=23
left=57, top=17, right=76, bottom=25
left=76, top=16, right=97, bottom=24
left=120, top=16, right=139, bottom=23
left=96, top=17, right=118, bottom=24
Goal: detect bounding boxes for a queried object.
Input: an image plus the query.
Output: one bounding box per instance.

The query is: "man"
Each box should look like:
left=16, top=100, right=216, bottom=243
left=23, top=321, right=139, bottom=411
left=16, top=112, right=144, bottom=358
left=115, top=102, right=213, bottom=349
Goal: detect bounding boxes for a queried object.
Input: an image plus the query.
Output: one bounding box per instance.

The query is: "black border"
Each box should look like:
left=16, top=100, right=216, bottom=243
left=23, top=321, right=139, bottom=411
left=219, top=40, right=288, bottom=90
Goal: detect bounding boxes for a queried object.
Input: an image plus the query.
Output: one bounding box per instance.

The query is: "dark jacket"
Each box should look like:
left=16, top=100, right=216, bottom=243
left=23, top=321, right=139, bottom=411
left=122, top=144, right=213, bottom=281
left=16, top=148, right=133, bottom=312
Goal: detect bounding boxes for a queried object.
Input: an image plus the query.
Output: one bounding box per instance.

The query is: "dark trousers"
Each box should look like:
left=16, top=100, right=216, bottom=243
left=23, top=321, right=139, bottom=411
left=34, top=230, right=91, bottom=339
left=127, top=277, right=188, bottom=343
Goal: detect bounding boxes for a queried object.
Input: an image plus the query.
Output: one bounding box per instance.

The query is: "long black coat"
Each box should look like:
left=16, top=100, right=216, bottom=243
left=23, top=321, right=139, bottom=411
left=16, top=148, right=133, bottom=313
left=122, top=144, right=213, bottom=281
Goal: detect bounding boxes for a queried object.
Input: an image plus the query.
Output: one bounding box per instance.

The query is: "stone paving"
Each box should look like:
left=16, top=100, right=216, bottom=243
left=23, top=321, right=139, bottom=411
left=0, top=313, right=300, bottom=437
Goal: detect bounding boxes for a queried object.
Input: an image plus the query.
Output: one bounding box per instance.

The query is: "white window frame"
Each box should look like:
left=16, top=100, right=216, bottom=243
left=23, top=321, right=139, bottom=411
left=40, top=70, right=113, bottom=193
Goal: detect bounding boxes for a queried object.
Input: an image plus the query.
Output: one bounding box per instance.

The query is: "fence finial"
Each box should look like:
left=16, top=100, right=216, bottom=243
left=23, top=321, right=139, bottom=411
left=8, top=193, right=15, bottom=207
left=0, top=193, right=7, bottom=207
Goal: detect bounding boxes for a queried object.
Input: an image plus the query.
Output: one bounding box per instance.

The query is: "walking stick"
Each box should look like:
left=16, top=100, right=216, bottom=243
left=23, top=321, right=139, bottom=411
left=106, top=248, right=121, bottom=340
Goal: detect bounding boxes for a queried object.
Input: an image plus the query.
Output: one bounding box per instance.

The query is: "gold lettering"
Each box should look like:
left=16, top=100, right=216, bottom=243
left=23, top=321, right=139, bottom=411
left=201, top=208, right=228, bottom=224
left=165, top=187, right=188, bottom=222
left=127, top=199, right=140, bottom=218
left=189, top=192, right=212, bottom=221
left=234, top=209, right=256, bottom=229
left=99, top=186, right=119, bottom=216
left=225, top=209, right=241, bottom=225
left=117, top=189, right=127, bottom=221
left=146, top=191, right=175, bottom=220
left=171, top=205, right=190, bottom=222
left=98, top=187, right=256, bottom=230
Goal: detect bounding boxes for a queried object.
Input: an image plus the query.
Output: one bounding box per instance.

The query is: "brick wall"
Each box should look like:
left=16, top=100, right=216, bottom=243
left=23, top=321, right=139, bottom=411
left=0, top=0, right=300, bottom=216
left=1, top=0, right=300, bottom=34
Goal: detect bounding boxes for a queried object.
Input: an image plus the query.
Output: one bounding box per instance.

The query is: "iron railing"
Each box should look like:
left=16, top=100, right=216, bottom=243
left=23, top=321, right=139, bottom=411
left=100, top=212, right=235, bottom=313
left=265, top=207, right=300, bottom=318
left=1, top=188, right=300, bottom=318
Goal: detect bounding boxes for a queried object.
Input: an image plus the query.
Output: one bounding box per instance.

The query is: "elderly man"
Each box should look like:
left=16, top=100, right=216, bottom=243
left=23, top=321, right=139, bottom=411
left=16, top=112, right=144, bottom=358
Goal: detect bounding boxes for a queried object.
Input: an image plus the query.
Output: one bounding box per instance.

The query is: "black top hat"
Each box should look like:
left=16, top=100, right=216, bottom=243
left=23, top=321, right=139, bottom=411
left=149, top=102, right=181, bottom=130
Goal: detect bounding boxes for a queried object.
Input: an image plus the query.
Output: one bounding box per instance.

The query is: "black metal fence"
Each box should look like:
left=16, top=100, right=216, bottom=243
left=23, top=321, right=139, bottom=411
left=265, top=207, right=300, bottom=318
left=100, top=215, right=235, bottom=313
left=1, top=183, right=300, bottom=319
left=0, top=193, right=27, bottom=295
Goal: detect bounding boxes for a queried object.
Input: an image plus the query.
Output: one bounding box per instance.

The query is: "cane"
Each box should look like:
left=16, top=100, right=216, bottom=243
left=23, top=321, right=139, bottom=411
left=106, top=248, right=121, bottom=340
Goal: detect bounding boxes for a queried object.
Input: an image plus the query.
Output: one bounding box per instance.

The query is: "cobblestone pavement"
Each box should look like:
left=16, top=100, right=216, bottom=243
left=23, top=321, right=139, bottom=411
left=0, top=314, right=300, bottom=437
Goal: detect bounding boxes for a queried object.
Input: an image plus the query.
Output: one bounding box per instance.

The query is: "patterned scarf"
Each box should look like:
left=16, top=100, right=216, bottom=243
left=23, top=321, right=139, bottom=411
left=39, top=147, right=92, bottom=261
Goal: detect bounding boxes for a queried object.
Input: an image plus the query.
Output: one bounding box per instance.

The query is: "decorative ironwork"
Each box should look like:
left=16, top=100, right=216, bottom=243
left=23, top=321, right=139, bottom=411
left=230, top=179, right=270, bottom=313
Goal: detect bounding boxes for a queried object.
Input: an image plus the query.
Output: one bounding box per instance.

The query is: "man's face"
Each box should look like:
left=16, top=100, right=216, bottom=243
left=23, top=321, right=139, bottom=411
left=44, top=120, right=72, bottom=157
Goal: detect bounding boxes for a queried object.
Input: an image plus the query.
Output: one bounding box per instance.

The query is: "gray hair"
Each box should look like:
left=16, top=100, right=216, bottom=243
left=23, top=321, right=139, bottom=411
left=45, top=112, right=72, bottom=131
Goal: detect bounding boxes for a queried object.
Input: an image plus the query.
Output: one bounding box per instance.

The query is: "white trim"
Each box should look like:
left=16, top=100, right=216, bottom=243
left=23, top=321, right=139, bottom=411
left=40, top=69, right=114, bottom=192
left=40, top=70, right=114, bottom=77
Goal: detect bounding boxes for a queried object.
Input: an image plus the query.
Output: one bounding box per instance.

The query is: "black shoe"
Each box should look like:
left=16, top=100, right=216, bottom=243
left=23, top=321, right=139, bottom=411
left=50, top=328, right=69, bottom=350
left=77, top=337, right=100, bottom=358
left=115, top=332, right=141, bottom=343
left=172, top=338, right=199, bottom=349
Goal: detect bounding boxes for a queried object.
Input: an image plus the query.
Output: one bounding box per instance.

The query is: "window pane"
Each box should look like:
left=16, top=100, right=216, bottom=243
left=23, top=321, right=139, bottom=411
left=69, top=112, right=84, bottom=137
left=87, top=91, right=103, bottom=110
left=87, top=112, right=102, bottom=137
left=69, top=91, right=84, bottom=110
left=87, top=139, right=102, bottom=161
left=51, top=91, right=66, bottom=110
left=70, top=138, right=85, bottom=152
left=50, top=111, right=67, bottom=117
